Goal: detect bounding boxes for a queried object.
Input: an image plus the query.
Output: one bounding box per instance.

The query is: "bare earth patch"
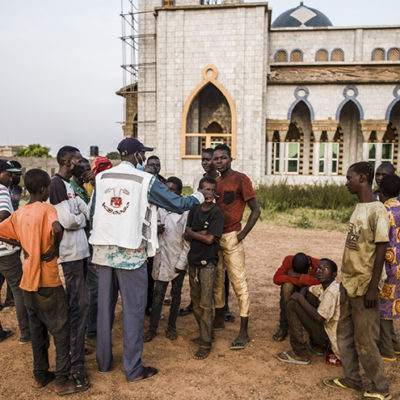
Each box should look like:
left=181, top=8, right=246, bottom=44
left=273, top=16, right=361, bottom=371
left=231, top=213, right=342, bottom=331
left=0, top=223, right=399, bottom=399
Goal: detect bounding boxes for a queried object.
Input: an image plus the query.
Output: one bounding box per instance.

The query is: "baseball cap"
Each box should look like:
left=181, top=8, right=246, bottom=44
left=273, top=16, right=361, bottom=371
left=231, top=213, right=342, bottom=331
left=117, top=138, right=153, bottom=156
left=0, top=159, right=21, bottom=173
left=91, top=157, right=113, bottom=176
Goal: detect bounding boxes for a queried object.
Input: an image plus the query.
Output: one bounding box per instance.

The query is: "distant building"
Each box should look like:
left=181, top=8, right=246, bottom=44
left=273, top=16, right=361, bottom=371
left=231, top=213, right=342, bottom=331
left=118, top=1, right=400, bottom=184
left=0, top=146, right=24, bottom=158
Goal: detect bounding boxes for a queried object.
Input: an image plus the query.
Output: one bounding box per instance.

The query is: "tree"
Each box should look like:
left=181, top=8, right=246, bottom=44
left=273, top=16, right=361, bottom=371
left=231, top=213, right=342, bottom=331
left=17, top=144, right=52, bottom=158
left=106, top=151, right=121, bottom=160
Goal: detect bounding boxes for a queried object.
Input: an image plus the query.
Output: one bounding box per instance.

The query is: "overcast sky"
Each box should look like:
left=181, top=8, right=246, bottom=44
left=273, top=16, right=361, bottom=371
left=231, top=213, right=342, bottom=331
left=1, top=1, right=399, bottom=157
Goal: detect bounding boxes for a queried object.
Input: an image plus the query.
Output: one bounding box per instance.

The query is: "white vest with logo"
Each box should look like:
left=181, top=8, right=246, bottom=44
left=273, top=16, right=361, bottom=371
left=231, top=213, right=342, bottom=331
left=89, top=162, right=158, bottom=256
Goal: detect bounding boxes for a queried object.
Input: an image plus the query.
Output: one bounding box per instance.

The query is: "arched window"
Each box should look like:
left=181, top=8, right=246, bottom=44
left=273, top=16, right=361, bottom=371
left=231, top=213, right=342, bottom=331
left=316, top=49, right=328, bottom=62
left=182, top=65, right=236, bottom=158
left=290, top=50, right=303, bottom=62
left=372, top=48, right=385, bottom=61
left=331, top=48, right=344, bottom=61
left=163, top=0, right=174, bottom=5
left=275, top=50, right=288, bottom=62
left=388, top=48, right=400, bottom=61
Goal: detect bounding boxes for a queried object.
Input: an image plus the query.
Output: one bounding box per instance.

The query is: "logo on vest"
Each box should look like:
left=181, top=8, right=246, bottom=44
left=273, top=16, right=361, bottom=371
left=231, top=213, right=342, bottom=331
left=102, top=188, right=130, bottom=215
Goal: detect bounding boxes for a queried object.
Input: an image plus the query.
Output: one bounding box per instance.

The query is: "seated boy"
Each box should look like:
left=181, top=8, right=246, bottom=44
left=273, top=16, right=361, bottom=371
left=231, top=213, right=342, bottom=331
left=185, top=177, right=224, bottom=360
left=276, top=258, right=340, bottom=365
left=272, top=253, right=319, bottom=341
left=0, top=169, right=89, bottom=395
left=144, top=177, right=190, bottom=342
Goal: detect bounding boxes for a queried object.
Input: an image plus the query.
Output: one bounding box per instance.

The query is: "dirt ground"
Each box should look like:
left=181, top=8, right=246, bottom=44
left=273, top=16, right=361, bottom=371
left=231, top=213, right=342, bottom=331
left=0, top=223, right=399, bottom=400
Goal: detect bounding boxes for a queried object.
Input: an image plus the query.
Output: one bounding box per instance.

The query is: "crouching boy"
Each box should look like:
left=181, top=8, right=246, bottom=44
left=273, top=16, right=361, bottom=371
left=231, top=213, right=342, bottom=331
left=0, top=169, right=89, bottom=395
left=276, top=258, right=340, bottom=365
left=185, top=177, right=224, bottom=359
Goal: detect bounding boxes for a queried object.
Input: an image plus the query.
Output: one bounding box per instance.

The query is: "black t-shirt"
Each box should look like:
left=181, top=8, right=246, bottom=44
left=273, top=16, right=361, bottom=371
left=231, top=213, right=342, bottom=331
left=187, top=204, right=224, bottom=267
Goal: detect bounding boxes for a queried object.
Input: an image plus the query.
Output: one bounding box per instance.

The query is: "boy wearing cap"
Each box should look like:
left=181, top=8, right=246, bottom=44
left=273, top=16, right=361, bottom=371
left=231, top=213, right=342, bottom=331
left=90, top=138, right=205, bottom=383
left=0, top=159, right=30, bottom=343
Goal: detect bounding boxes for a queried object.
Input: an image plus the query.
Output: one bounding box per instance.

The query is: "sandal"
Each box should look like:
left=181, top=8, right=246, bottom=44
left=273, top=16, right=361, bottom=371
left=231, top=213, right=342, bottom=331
left=129, top=366, right=158, bottom=383
left=32, top=372, right=55, bottom=388
left=276, top=351, right=310, bottom=365
left=165, top=327, right=178, bottom=341
left=230, top=340, right=249, bottom=350
left=363, top=391, right=392, bottom=400
left=194, top=347, right=211, bottom=360
left=55, top=378, right=90, bottom=396
left=224, top=312, right=235, bottom=323
left=71, top=368, right=90, bottom=389
left=272, top=328, right=288, bottom=342
left=144, top=330, right=157, bottom=343
left=322, top=378, right=362, bottom=392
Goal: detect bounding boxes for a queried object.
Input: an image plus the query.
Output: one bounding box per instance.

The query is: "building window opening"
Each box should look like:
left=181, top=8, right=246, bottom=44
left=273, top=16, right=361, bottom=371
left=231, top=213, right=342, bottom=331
left=372, top=48, right=385, bottom=61
left=275, top=50, right=288, bottom=62
left=291, top=50, right=303, bottom=62
left=331, top=49, right=344, bottom=61
left=316, top=49, right=328, bottom=62
left=388, top=48, right=400, bottom=61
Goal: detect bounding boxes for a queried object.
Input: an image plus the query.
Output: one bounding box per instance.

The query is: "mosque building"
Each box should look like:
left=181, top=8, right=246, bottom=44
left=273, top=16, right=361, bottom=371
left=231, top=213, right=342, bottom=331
left=117, top=1, right=400, bottom=185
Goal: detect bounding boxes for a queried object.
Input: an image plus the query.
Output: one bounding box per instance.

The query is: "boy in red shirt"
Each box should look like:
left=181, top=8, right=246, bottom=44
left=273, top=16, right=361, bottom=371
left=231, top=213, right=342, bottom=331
left=0, top=169, right=89, bottom=395
left=272, top=253, right=319, bottom=342
left=212, top=144, right=260, bottom=349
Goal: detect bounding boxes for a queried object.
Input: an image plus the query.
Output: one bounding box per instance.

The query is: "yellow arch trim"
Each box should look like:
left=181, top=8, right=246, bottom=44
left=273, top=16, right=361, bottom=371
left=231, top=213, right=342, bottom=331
left=181, top=65, right=237, bottom=158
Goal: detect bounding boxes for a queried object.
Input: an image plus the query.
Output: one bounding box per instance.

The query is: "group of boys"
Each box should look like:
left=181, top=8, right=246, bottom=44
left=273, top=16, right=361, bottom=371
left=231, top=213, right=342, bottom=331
left=271, top=161, right=400, bottom=400
left=0, top=141, right=399, bottom=400
left=0, top=138, right=261, bottom=394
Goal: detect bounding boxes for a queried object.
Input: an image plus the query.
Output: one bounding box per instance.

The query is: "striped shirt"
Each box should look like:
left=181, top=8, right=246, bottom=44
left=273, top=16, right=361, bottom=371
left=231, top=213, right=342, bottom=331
left=0, top=183, right=18, bottom=257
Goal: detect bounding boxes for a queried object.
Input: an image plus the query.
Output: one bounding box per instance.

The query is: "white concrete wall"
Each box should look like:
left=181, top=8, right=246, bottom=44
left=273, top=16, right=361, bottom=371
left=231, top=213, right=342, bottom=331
left=266, top=84, right=398, bottom=121
left=153, top=4, right=268, bottom=184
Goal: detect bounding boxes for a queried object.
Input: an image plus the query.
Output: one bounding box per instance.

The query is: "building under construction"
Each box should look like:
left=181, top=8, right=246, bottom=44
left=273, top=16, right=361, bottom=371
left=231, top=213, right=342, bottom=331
left=117, top=0, right=400, bottom=185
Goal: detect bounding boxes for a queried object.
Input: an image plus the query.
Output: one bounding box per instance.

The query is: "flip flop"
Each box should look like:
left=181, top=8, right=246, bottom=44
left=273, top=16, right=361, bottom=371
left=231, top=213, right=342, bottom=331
left=272, top=328, right=288, bottom=342
left=381, top=356, right=396, bottom=362
left=322, top=378, right=362, bottom=392
left=362, top=391, right=392, bottom=400
left=129, top=367, right=158, bottom=383
left=224, top=312, right=235, bottom=323
left=32, top=372, right=55, bottom=389
left=276, top=351, right=310, bottom=365
left=55, top=379, right=90, bottom=396
left=230, top=340, right=249, bottom=350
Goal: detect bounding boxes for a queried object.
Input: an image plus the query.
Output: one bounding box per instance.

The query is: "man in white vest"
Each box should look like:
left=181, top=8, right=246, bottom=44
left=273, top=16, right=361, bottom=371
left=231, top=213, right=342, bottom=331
left=89, top=138, right=205, bottom=383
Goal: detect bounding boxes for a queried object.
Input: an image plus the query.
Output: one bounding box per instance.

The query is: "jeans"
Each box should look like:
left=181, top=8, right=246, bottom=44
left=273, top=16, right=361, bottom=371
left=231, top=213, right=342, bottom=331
left=23, top=286, right=70, bottom=384
left=96, top=263, right=147, bottom=381
left=61, top=259, right=88, bottom=367
left=189, top=262, right=217, bottom=348
left=337, top=284, right=389, bottom=393
left=86, top=261, right=98, bottom=336
left=0, top=252, right=30, bottom=338
left=149, top=271, right=186, bottom=333
left=287, top=292, right=329, bottom=357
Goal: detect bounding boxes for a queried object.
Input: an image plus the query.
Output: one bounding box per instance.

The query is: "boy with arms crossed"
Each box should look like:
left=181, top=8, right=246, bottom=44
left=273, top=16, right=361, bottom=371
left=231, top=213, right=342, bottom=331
left=185, top=177, right=224, bottom=359
left=324, top=162, right=391, bottom=400
left=212, top=144, right=260, bottom=350
left=0, top=169, right=89, bottom=395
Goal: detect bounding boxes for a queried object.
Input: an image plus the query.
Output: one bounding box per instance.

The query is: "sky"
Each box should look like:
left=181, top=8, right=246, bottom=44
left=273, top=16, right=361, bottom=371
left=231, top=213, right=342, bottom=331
left=1, top=1, right=399, bottom=157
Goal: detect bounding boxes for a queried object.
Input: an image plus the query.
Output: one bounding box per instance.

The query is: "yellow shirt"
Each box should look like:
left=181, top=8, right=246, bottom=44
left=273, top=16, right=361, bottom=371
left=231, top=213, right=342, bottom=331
left=341, top=201, right=389, bottom=298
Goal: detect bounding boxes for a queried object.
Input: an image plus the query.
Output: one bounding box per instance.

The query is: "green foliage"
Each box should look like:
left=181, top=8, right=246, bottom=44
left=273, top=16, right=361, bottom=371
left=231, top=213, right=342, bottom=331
left=106, top=151, right=121, bottom=160
left=182, top=186, right=193, bottom=197
left=255, top=182, right=357, bottom=212
left=294, top=213, right=313, bottom=229
left=16, top=144, right=52, bottom=158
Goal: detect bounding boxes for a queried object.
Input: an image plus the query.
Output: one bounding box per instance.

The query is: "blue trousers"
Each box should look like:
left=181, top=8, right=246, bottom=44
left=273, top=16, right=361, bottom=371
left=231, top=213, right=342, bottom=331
left=96, top=263, right=147, bottom=381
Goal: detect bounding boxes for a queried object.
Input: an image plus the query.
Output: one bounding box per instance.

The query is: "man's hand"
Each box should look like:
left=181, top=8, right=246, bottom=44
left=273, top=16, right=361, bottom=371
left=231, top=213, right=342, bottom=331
left=82, top=170, right=95, bottom=184
left=364, top=285, right=379, bottom=308
left=291, top=292, right=301, bottom=302
left=41, top=245, right=59, bottom=262
left=299, top=286, right=308, bottom=297
left=287, top=270, right=301, bottom=278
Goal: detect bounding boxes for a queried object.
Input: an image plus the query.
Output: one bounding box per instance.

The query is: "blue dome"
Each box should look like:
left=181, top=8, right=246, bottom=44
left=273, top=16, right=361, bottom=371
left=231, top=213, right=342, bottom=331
left=272, top=2, right=333, bottom=28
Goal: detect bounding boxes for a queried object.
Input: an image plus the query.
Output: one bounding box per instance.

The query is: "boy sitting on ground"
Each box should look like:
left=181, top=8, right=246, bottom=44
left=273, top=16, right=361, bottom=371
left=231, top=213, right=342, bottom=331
left=272, top=253, right=319, bottom=341
left=144, top=177, right=190, bottom=342
left=185, top=177, right=224, bottom=360
left=0, top=169, right=89, bottom=395
left=276, top=258, right=340, bottom=365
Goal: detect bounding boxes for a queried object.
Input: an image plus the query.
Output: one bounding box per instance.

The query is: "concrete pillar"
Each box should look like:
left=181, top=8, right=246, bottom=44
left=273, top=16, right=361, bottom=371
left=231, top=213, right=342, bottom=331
left=362, top=142, right=369, bottom=161
left=266, top=130, right=274, bottom=176
left=312, top=131, right=323, bottom=176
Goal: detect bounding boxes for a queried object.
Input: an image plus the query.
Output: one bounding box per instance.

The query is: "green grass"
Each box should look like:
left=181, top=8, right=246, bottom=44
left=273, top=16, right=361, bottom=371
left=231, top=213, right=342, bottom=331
left=187, top=182, right=355, bottom=232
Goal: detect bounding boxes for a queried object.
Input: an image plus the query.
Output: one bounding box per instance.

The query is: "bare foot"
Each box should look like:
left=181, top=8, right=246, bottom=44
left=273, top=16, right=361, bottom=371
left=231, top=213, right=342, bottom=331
left=194, top=347, right=210, bottom=360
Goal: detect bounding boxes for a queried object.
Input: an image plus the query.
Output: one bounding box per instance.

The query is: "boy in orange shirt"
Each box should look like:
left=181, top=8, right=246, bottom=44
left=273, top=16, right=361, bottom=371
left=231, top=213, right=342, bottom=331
left=0, top=169, right=89, bottom=396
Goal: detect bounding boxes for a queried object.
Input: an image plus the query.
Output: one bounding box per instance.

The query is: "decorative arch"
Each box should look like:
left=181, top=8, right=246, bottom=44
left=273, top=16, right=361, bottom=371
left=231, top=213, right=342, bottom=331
left=202, top=119, right=227, bottom=133
left=331, top=48, right=344, bottom=61
left=275, top=49, right=288, bottom=62
left=336, top=99, right=364, bottom=120
left=372, top=48, right=385, bottom=61
left=385, top=86, right=400, bottom=120
left=315, top=48, right=328, bottom=62
left=290, top=49, right=303, bottom=62
left=181, top=65, right=236, bottom=158
left=388, top=48, right=400, bottom=61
